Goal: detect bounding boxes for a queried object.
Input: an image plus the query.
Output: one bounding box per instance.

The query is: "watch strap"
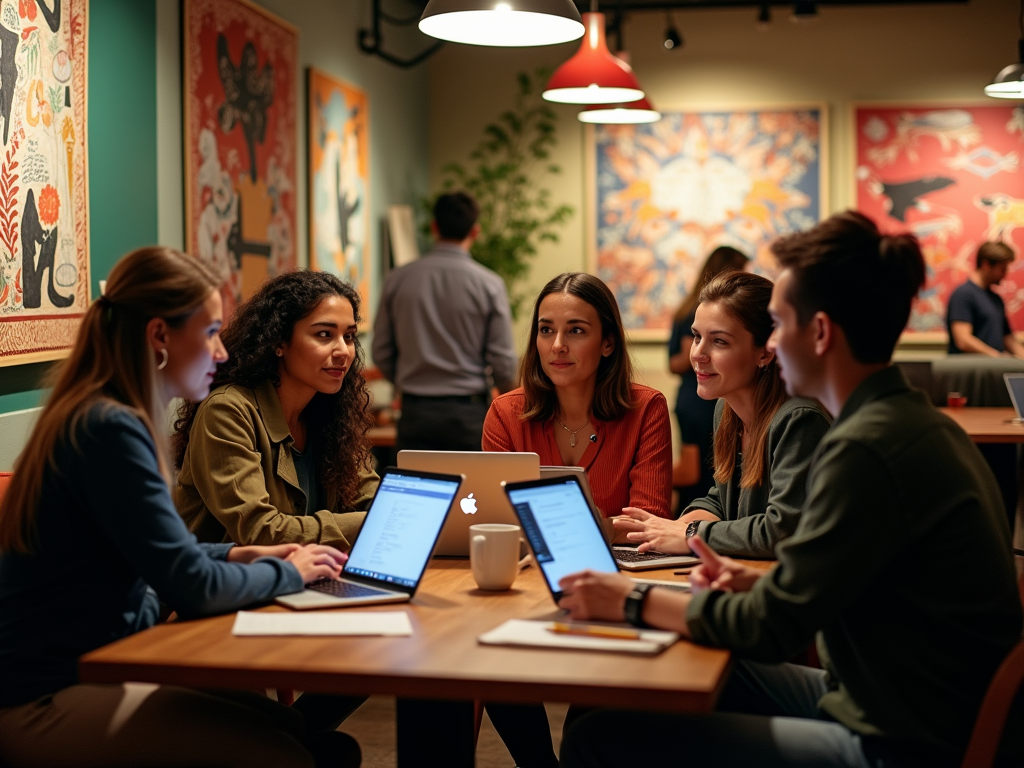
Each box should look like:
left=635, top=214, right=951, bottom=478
left=623, top=582, right=653, bottom=628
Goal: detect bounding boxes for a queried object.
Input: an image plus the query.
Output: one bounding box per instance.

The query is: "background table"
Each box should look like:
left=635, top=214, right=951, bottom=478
left=79, top=560, right=733, bottom=713
left=939, top=407, right=1024, bottom=444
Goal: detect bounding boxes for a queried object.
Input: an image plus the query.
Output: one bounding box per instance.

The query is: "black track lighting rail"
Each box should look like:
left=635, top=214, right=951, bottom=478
left=577, top=0, right=967, bottom=7
left=358, top=0, right=444, bottom=69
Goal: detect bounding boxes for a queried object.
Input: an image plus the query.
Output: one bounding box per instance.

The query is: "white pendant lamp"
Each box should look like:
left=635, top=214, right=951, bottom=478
left=419, top=0, right=584, bottom=47
left=986, top=41, right=1024, bottom=98
left=579, top=97, right=661, bottom=124
left=543, top=12, right=645, bottom=104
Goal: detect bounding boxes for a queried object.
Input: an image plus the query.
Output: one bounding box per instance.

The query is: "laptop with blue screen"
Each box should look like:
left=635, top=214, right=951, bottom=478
left=276, top=468, right=463, bottom=610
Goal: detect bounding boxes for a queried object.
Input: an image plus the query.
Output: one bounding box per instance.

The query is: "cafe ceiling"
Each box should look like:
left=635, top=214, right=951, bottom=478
left=404, top=0, right=970, bottom=10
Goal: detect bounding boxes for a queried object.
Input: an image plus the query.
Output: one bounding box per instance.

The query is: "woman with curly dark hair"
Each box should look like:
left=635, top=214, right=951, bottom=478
left=173, top=270, right=378, bottom=552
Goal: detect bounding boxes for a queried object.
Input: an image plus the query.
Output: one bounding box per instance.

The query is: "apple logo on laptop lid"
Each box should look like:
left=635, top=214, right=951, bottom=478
left=460, top=493, right=478, bottom=515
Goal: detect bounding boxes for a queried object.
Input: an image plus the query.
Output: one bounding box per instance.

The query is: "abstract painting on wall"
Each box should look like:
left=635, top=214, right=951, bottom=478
left=588, top=106, right=826, bottom=339
left=307, top=68, right=369, bottom=326
left=184, top=0, right=297, bottom=319
left=854, top=104, right=1024, bottom=334
left=0, top=0, right=89, bottom=367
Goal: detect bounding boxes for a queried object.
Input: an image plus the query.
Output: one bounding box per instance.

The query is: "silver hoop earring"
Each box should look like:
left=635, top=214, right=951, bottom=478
left=156, top=349, right=169, bottom=371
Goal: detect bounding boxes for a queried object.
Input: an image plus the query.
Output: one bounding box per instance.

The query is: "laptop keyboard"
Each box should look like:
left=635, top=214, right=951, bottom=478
left=306, top=579, right=391, bottom=598
left=614, top=549, right=675, bottom=563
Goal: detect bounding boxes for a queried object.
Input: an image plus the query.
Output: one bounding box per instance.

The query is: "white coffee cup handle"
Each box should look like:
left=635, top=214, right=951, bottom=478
left=472, top=534, right=486, bottom=562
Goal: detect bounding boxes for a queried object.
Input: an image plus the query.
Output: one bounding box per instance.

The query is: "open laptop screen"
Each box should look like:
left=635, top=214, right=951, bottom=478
left=505, top=476, right=619, bottom=600
left=344, top=471, right=461, bottom=588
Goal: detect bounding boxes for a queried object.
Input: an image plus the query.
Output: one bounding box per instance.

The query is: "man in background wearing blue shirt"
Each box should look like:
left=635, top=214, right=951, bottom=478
left=947, top=241, right=1024, bottom=358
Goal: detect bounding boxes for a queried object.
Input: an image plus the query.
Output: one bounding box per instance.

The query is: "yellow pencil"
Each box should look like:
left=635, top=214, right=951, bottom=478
left=548, top=622, right=642, bottom=640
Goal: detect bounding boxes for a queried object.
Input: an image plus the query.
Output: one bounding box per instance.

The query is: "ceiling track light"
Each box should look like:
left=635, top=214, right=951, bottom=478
left=986, top=2, right=1024, bottom=99
left=757, top=4, right=771, bottom=30
left=790, top=1, right=818, bottom=24
left=663, top=12, right=682, bottom=51
left=418, top=0, right=584, bottom=47
left=543, top=11, right=646, bottom=105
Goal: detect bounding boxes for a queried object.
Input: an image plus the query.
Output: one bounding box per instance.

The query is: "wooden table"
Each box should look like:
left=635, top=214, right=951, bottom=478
left=79, top=560, right=732, bottom=712
left=939, top=407, right=1024, bottom=443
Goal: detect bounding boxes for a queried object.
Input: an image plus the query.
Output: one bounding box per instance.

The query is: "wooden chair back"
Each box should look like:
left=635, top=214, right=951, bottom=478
left=960, top=549, right=1024, bottom=768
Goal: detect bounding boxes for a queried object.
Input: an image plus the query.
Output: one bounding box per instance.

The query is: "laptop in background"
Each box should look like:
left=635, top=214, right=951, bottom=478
left=397, top=451, right=540, bottom=556
left=276, top=468, right=463, bottom=610
left=1005, top=374, right=1024, bottom=423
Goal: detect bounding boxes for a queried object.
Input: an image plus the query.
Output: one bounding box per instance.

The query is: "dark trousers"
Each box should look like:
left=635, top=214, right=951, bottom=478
left=397, top=396, right=489, bottom=453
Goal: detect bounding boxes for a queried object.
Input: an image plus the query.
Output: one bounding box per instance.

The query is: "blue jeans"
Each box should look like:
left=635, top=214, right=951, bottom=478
left=560, top=660, right=905, bottom=768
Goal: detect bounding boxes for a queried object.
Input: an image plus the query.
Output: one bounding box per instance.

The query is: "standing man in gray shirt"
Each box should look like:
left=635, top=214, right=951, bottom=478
left=373, top=192, right=517, bottom=452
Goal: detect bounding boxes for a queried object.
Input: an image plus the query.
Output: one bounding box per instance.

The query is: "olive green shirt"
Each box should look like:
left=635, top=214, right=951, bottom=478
left=687, top=366, right=1022, bottom=762
left=686, top=397, right=831, bottom=558
left=175, top=381, right=378, bottom=551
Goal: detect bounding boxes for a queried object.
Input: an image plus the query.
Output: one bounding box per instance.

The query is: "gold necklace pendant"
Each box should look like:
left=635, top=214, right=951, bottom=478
left=555, top=417, right=590, bottom=448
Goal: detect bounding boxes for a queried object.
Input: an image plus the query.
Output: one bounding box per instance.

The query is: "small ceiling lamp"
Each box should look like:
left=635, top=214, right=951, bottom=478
left=418, top=0, right=584, bottom=47
left=578, top=97, right=662, bottom=125
left=757, top=4, right=771, bottom=30
left=663, top=13, right=683, bottom=51
left=985, top=3, right=1024, bottom=98
left=543, top=12, right=645, bottom=104
left=790, top=1, right=818, bottom=23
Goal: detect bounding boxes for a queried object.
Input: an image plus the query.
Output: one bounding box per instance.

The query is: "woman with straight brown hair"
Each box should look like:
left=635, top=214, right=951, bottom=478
left=0, top=247, right=356, bottom=768
left=616, top=270, right=831, bottom=558
left=669, top=246, right=750, bottom=507
left=484, top=271, right=672, bottom=519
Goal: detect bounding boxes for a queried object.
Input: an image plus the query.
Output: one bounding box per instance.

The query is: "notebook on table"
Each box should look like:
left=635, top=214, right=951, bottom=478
left=397, top=450, right=540, bottom=556
left=276, top=468, right=463, bottom=610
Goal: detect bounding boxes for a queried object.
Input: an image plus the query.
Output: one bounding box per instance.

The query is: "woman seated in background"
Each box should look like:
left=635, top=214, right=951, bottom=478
left=174, top=271, right=378, bottom=551
left=616, top=270, right=831, bottom=558
left=669, top=246, right=749, bottom=509
left=484, top=271, right=673, bottom=519
left=0, top=247, right=355, bottom=768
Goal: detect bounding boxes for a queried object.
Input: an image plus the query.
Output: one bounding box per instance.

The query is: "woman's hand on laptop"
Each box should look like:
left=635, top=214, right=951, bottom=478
left=557, top=570, right=634, bottom=621
left=614, top=507, right=691, bottom=554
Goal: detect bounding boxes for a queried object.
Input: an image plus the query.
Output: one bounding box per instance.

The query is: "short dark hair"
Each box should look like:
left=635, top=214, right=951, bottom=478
left=520, top=272, right=634, bottom=422
left=433, top=192, right=479, bottom=240
left=977, top=241, right=1015, bottom=268
left=771, top=211, right=925, bottom=365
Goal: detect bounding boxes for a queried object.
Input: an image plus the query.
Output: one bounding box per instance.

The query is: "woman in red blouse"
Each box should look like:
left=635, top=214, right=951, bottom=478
left=484, top=271, right=673, bottom=519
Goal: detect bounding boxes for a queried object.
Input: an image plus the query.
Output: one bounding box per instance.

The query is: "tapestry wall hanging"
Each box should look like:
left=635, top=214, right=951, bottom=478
left=854, top=104, right=1024, bottom=334
left=184, top=0, right=298, bottom=318
left=588, top=106, right=826, bottom=340
left=307, top=67, right=369, bottom=327
left=0, top=0, right=89, bottom=366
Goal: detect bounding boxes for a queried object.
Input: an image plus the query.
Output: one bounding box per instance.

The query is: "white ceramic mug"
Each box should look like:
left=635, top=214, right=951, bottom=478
left=470, top=523, right=521, bottom=591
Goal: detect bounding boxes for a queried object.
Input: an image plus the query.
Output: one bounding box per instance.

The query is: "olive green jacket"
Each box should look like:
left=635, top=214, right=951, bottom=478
left=175, top=381, right=378, bottom=550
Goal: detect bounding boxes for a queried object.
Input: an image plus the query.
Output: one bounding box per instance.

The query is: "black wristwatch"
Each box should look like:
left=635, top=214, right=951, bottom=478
left=685, top=520, right=701, bottom=541
left=623, top=582, right=653, bottom=628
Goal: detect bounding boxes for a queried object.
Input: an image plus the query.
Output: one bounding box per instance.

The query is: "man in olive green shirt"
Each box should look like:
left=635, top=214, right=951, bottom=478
left=557, top=212, right=1022, bottom=768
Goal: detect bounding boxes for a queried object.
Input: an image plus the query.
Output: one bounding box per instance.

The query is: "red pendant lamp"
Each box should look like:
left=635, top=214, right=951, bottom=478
left=542, top=12, right=645, bottom=105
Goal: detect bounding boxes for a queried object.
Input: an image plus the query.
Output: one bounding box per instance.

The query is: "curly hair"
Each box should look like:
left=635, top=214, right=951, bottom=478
left=173, top=271, right=374, bottom=509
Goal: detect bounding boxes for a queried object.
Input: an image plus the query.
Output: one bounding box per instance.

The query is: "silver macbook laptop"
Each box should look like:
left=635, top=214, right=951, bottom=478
left=276, top=468, right=463, bottom=610
left=1005, top=373, right=1024, bottom=423
left=397, top=451, right=540, bottom=556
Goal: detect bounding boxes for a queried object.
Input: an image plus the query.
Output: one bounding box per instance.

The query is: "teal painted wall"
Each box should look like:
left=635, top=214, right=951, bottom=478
left=0, top=0, right=158, bottom=415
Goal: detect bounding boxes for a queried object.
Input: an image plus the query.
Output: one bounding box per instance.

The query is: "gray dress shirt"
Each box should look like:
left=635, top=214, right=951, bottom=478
left=372, top=243, right=517, bottom=396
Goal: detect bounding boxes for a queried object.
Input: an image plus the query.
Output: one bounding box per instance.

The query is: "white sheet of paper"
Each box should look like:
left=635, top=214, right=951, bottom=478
left=478, top=619, right=678, bottom=654
left=232, top=611, right=413, bottom=637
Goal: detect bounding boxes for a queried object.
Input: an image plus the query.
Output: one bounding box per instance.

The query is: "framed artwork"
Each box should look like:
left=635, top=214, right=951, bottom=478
left=853, top=103, right=1024, bottom=335
left=307, top=68, right=370, bottom=326
left=587, top=105, right=827, bottom=340
left=184, top=0, right=298, bottom=319
left=0, top=0, right=89, bottom=367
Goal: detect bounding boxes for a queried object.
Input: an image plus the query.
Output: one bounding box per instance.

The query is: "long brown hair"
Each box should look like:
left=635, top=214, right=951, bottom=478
left=173, top=271, right=373, bottom=509
left=699, top=271, right=787, bottom=489
left=520, top=272, right=635, bottom=422
left=674, top=246, right=749, bottom=323
left=0, top=247, right=220, bottom=554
